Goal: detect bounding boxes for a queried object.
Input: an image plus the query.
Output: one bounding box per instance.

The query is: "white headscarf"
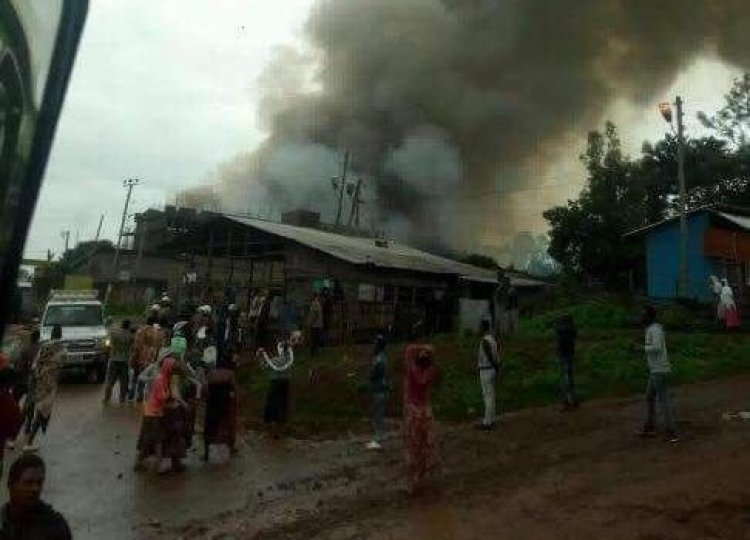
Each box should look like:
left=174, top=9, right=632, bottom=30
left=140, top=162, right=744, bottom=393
left=720, top=280, right=735, bottom=309
left=709, top=275, right=722, bottom=295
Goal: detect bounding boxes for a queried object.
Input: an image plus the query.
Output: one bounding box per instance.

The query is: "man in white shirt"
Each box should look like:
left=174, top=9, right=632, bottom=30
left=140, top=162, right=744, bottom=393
left=641, top=306, right=678, bottom=443
left=477, top=319, right=500, bottom=430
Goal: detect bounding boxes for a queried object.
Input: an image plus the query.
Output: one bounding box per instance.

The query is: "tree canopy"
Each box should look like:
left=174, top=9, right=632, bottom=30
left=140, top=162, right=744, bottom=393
left=544, top=74, right=750, bottom=286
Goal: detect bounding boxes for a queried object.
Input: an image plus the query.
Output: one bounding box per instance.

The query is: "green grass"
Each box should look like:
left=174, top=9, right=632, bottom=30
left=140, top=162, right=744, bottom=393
left=236, top=299, right=750, bottom=435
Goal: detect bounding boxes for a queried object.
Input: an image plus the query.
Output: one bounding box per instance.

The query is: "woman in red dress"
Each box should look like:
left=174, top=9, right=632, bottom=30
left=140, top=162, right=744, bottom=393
left=403, top=340, right=437, bottom=494
left=0, top=355, right=21, bottom=474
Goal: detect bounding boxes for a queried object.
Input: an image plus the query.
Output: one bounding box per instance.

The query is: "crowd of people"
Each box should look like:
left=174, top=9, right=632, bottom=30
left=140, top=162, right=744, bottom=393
left=0, top=277, right=713, bottom=510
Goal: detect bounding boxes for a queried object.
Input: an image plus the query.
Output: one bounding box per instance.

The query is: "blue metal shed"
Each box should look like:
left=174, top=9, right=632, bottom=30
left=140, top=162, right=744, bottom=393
left=625, top=206, right=750, bottom=303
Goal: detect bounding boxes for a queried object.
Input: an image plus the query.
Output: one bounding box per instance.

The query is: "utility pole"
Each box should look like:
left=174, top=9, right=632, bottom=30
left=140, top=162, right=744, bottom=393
left=60, top=230, right=70, bottom=253
left=659, top=97, right=689, bottom=299
left=333, top=151, right=350, bottom=227
left=347, top=177, right=364, bottom=229
left=107, top=178, right=138, bottom=303
left=675, top=96, right=688, bottom=299
left=112, top=178, right=138, bottom=272
left=94, top=213, right=104, bottom=241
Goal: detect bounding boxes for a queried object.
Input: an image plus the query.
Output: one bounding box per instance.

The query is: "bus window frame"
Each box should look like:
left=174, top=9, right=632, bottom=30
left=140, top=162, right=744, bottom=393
left=0, top=0, right=88, bottom=333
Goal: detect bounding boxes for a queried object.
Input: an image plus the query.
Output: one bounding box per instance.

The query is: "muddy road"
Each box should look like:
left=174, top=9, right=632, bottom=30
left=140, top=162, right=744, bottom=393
left=5, top=375, right=750, bottom=539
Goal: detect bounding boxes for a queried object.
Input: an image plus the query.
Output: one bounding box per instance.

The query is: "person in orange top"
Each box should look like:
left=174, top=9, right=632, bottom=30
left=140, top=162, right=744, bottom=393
left=134, top=356, right=187, bottom=473
left=128, top=316, right=164, bottom=402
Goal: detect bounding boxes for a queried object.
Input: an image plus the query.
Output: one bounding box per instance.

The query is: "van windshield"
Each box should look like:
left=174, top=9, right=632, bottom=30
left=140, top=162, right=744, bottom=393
left=43, top=305, right=103, bottom=327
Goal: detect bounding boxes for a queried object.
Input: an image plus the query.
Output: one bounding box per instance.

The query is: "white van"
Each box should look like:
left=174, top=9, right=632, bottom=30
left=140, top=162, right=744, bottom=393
left=40, top=290, right=110, bottom=382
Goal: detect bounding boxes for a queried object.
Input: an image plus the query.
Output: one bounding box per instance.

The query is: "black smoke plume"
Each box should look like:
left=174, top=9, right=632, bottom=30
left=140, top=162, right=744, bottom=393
left=218, top=0, right=750, bottom=249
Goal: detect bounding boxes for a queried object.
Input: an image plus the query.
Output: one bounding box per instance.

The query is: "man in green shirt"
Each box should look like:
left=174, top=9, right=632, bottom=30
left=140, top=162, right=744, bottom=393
left=103, top=320, right=133, bottom=404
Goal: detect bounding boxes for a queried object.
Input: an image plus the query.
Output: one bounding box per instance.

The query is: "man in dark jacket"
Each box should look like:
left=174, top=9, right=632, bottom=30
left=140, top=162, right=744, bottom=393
left=0, top=454, right=71, bottom=539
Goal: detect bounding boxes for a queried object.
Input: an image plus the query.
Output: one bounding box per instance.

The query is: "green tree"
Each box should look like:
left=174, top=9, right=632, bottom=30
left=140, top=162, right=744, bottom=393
left=544, top=122, right=658, bottom=285
left=698, top=73, right=750, bottom=147
left=639, top=135, right=749, bottom=209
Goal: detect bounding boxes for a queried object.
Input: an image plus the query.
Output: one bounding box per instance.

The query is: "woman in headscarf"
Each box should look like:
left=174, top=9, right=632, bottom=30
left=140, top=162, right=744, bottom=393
left=202, top=348, right=238, bottom=461
left=24, top=325, right=65, bottom=451
left=167, top=329, right=200, bottom=452
left=135, top=356, right=188, bottom=473
left=720, top=279, right=741, bottom=329
left=403, top=325, right=438, bottom=495
left=260, top=338, right=294, bottom=438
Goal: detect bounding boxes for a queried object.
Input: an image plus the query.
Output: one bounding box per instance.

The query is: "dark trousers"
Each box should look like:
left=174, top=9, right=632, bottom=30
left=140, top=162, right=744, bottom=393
left=310, top=328, right=324, bottom=356
left=104, top=360, right=129, bottom=403
left=372, top=392, right=387, bottom=442
left=558, top=356, right=577, bottom=406
left=644, top=372, right=677, bottom=435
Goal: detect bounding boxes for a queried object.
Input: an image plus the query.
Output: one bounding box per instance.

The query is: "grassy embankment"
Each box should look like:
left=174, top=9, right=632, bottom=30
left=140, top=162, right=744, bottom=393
left=237, top=298, right=750, bottom=436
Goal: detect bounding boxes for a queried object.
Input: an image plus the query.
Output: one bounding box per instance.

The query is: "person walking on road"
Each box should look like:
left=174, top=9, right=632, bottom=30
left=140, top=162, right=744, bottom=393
left=640, top=306, right=679, bottom=443
left=23, top=325, right=65, bottom=452
left=366, top=333, right=389, bottom=450
left=554, top=314, right=579, bottom=410
left=0, top=454, right=72, bottom=540
left=403, top=326, right=438, bottom=495
left=103, top=320, right=133, bottom=405
left=13, top=330, right=39, bottom=405
left=477, top=319, right=500, bottom=430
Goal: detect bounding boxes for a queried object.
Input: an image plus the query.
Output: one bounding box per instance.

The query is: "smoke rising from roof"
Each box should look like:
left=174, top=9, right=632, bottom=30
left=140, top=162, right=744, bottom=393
left=217, top=0, right=750, bottom=249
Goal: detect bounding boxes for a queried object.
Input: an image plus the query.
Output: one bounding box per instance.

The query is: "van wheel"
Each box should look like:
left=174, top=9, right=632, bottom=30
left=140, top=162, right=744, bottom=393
left=96, top=365, right=106, bottom=384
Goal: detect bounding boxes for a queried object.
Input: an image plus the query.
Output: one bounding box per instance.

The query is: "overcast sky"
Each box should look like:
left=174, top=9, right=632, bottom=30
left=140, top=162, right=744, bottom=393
left=25, top=0, right=314, bottom=259
left=24, top=1, right=741, bottom=259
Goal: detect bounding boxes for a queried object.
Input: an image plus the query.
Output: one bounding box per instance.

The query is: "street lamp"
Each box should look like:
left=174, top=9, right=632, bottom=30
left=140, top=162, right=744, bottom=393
left=659, top=97, right=688, bottom=299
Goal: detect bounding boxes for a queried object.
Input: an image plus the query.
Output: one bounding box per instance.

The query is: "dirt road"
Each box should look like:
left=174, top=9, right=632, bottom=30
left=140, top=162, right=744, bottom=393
left=6, top=375, right=750, bottom=539
left=168, top=374, right=750, bottom=539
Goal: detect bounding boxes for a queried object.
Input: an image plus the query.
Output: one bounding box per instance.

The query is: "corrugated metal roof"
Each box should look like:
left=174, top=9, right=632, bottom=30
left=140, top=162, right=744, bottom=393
left=624, top=207, right=750, bottom=237
left=224, top=215, right=544, bottom=288
left=715, top=211, right=750, bottom=231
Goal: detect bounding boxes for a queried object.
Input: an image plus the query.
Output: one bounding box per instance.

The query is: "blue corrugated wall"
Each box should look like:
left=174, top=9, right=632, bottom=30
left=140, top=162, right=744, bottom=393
left=646, top=212, right=715, bottom=302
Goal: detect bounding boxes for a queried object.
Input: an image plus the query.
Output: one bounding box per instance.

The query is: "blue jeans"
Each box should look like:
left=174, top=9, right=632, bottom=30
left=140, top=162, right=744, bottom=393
left=372, top=393, right=387, bottom=443
left=644, top=372, right=677, bottom=435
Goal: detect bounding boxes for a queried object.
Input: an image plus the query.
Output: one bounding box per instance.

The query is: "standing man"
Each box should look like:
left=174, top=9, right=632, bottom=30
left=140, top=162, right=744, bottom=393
left=491, top=269, right=509, bottom=339
left=477, top=319, right=500, bottom=430
left=640, top=306, right=679, bottom=443
left=321, top=287, right=334, bottom=346
left=103, top=320, right=133, bottom=405
left=505, top=282, right=519, bottom=336
left=308, top=294, right=324, bottom=357
left=0, top=454, right=71, bottom=539
left=554, top=314, right=578, bottom=410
